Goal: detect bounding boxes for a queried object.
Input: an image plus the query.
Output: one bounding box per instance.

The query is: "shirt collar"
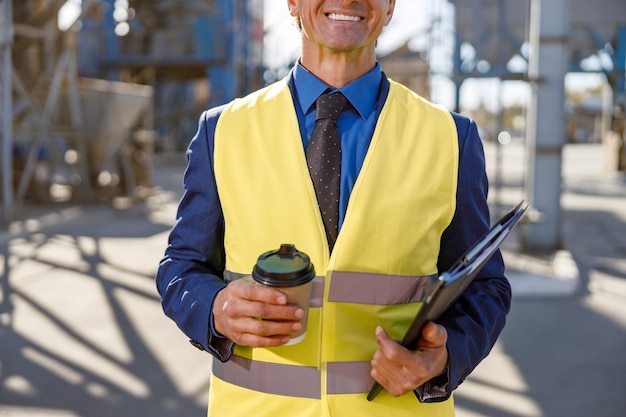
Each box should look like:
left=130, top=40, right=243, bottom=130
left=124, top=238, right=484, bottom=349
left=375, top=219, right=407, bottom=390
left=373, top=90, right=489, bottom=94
left=293, top=61, right=382, bottom=120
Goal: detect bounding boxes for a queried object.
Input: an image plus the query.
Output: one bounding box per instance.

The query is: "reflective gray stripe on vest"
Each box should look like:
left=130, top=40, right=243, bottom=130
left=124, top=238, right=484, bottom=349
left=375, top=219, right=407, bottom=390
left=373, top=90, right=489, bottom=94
left=213, top=355, right=322, bottom=399
left=327, top=361, right=374, bottom=394
left=328, top=271, right=437, bottom=305
left=224, top=270, right=324, bottom=308
left=225, top=270, right=436, bottom=306
left=224, top=271, right=248, bottom=283
left=213, top=356, right=374, bottom=397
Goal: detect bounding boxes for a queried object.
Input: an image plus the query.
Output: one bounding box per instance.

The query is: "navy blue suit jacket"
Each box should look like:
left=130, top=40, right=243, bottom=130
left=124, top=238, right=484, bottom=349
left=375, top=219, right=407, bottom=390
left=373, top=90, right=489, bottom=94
left=156, top=74, right=511, bottom=401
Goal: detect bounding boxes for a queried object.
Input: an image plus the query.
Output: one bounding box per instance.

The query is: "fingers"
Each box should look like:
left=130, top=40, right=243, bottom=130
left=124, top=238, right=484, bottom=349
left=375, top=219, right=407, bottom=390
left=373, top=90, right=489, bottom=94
left=228, top=276, right=288, bottom=306
left=371, top=327, right=420, bottom=396
left=225, top=278, right=305, bottom=320
left=213, top=277, right=305, bottom=347
left=223, top=315, right=301, bottom=347
left=418, top=321, right=447, bottom=349
left=370, top=324, right=448, bottom=397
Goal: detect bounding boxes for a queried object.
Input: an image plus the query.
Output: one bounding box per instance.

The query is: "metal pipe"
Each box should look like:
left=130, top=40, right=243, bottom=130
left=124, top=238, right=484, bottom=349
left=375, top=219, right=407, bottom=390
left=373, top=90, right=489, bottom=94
left=1, top=0, right=14, bottom=225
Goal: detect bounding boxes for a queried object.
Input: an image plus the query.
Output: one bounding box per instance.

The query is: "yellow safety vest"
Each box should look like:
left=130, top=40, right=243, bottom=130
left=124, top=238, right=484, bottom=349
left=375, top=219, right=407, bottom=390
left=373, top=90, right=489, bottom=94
left=211, top=79, right=459, bottom=417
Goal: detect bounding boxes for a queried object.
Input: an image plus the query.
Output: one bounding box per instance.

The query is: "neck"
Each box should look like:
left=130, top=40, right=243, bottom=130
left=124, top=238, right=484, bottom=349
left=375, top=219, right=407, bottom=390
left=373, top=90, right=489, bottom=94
left=300, top=45, right=377, bottom=88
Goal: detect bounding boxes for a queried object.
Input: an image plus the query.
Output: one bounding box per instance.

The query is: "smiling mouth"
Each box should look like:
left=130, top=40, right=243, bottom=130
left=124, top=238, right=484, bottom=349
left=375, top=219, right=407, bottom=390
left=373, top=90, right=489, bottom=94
left=327, top=13, right=362, bottom=22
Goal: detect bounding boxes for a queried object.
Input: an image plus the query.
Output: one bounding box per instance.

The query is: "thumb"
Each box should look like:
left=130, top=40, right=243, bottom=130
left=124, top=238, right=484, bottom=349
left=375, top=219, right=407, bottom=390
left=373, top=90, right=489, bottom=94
left=375, top=326, right=395, bottom=350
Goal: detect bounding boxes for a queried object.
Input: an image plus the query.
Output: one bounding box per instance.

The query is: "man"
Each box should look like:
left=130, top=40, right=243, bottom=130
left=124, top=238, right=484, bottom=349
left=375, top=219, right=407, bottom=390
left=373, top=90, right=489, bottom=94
left=156, top=0, right=511, bottom=416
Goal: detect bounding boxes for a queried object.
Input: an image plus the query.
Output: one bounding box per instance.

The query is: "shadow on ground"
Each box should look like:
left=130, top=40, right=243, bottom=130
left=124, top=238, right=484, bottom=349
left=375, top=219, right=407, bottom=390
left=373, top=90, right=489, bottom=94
left=0, top=181, right=211, bottom=417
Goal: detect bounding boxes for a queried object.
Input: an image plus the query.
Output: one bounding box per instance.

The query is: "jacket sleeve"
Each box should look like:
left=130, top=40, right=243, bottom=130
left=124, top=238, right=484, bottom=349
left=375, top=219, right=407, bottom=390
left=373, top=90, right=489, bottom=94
left=155, top=107, right=235, bottom=362
left=418, top=114, right=512, bottom=402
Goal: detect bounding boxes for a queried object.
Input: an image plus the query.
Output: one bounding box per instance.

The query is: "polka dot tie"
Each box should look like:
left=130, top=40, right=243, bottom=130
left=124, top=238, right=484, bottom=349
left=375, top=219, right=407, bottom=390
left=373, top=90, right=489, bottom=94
left=306, top=92, right=348, bottom=250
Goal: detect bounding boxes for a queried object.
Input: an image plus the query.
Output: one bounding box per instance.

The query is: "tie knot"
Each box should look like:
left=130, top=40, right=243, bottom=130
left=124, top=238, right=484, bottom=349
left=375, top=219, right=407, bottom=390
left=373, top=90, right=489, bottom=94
left=315, top=92, right=348, bottom=122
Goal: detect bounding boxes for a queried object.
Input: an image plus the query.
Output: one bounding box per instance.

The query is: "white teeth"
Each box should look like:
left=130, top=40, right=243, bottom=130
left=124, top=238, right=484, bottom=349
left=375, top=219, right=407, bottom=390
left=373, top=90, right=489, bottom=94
left=328, top=13, right=361, bottom=22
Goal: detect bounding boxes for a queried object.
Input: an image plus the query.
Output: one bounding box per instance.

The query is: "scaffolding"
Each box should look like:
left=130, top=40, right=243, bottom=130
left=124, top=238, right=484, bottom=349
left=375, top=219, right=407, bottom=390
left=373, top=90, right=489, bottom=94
left=0, top=0, right=147, bottom=223
left=0, top=0, right=264, bottom=225
left=448, top=0, right=626, bottom=251
left=1, top=0, right=12, bottom=224
left=89, top=0, right=264, bottom=151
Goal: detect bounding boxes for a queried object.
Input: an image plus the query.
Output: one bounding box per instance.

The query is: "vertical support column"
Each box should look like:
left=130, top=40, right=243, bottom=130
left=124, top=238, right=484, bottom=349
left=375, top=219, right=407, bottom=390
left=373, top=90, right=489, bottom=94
left=521, top=0, right=570, bottom=251
left=492, top=0, right=508, bottom=210
left=616, top=26, right=625, bottom=111
left=103, top=0, right=121, bottom=80
left=64, top=37, right=92, bottom=201
left=452, top=30, right=462, bottom=114
left=0, top=0, right=14, bottom=225
left=209, top=0, right=236, bottom=107
left=616, top=26, right=626, bottom=171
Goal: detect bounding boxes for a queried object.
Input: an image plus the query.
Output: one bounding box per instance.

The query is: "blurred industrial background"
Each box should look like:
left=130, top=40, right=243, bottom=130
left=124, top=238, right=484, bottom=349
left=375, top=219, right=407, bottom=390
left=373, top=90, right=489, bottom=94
left=0, top=1, right=625, bottom=417
left=1, top=0, right=264, bottom=213
left=1, top=0, right=625, bottom=250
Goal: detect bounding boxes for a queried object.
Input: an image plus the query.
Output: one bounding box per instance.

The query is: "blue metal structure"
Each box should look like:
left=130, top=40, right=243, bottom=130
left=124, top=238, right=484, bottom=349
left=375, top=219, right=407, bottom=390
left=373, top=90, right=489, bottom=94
left=2, top=0, right=266, bottom=221
left=0, top=0, right=13, bottom=224
left=77, top=0, right=264, bottom=149
left=612, top=30, right=624, bottom=101
left=449, top=0, right=626, bottom=107
left=446, top=0, right=625, bottom=251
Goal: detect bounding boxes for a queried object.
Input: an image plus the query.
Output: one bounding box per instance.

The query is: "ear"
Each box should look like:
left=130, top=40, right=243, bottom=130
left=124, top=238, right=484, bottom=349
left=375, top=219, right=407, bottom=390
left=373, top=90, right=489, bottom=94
left=384, top=0, right=396, bottom=25
left=287, top=0, right=298, bottom=17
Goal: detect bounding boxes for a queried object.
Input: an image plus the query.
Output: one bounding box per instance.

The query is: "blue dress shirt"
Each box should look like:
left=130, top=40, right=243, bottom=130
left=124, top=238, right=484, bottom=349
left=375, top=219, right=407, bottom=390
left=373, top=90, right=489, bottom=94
left=291, top=63, right=383, bottom=230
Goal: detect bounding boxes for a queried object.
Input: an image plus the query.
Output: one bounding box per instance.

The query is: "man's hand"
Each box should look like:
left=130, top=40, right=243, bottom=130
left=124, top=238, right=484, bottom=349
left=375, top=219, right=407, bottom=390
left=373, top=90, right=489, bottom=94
left=370, top=322, right=448, bottom=397
left=213, top=277, right=304, bottom=347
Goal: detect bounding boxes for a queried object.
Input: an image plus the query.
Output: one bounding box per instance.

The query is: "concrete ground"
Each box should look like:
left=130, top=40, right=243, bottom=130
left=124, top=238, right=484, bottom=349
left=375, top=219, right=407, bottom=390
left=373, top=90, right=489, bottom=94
left=1, top=142, right=625, bottom=417
left=454, top=142, right=626, bottom=417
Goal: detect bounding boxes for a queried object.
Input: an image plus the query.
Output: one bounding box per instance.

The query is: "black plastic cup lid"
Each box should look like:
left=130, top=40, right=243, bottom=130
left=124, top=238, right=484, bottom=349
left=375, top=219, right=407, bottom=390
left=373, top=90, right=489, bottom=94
left=252, top=244, right=316, bottom=288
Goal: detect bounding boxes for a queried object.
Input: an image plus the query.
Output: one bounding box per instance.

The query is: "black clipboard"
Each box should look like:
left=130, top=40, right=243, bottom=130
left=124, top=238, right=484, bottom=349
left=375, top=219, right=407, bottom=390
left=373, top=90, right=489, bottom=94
left=367, top=200, right=528, bottom=401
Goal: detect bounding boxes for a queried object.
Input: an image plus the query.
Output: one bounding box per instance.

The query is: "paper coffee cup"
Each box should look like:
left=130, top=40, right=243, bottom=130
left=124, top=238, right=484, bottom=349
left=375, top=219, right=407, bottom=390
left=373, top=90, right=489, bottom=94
left=252, top=244, right=315, bottom=345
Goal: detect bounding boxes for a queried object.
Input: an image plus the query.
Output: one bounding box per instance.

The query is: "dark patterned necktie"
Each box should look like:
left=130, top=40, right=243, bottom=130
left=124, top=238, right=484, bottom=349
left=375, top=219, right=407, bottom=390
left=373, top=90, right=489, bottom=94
left=306, top=92, right=348, bottom=250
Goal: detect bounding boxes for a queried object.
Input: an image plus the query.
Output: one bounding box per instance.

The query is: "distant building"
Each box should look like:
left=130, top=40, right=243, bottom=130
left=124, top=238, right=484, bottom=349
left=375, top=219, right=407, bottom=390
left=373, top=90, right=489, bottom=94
left=378, top=42, right=431, bottom=100
left=76, top=0, right=265, bottom=151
